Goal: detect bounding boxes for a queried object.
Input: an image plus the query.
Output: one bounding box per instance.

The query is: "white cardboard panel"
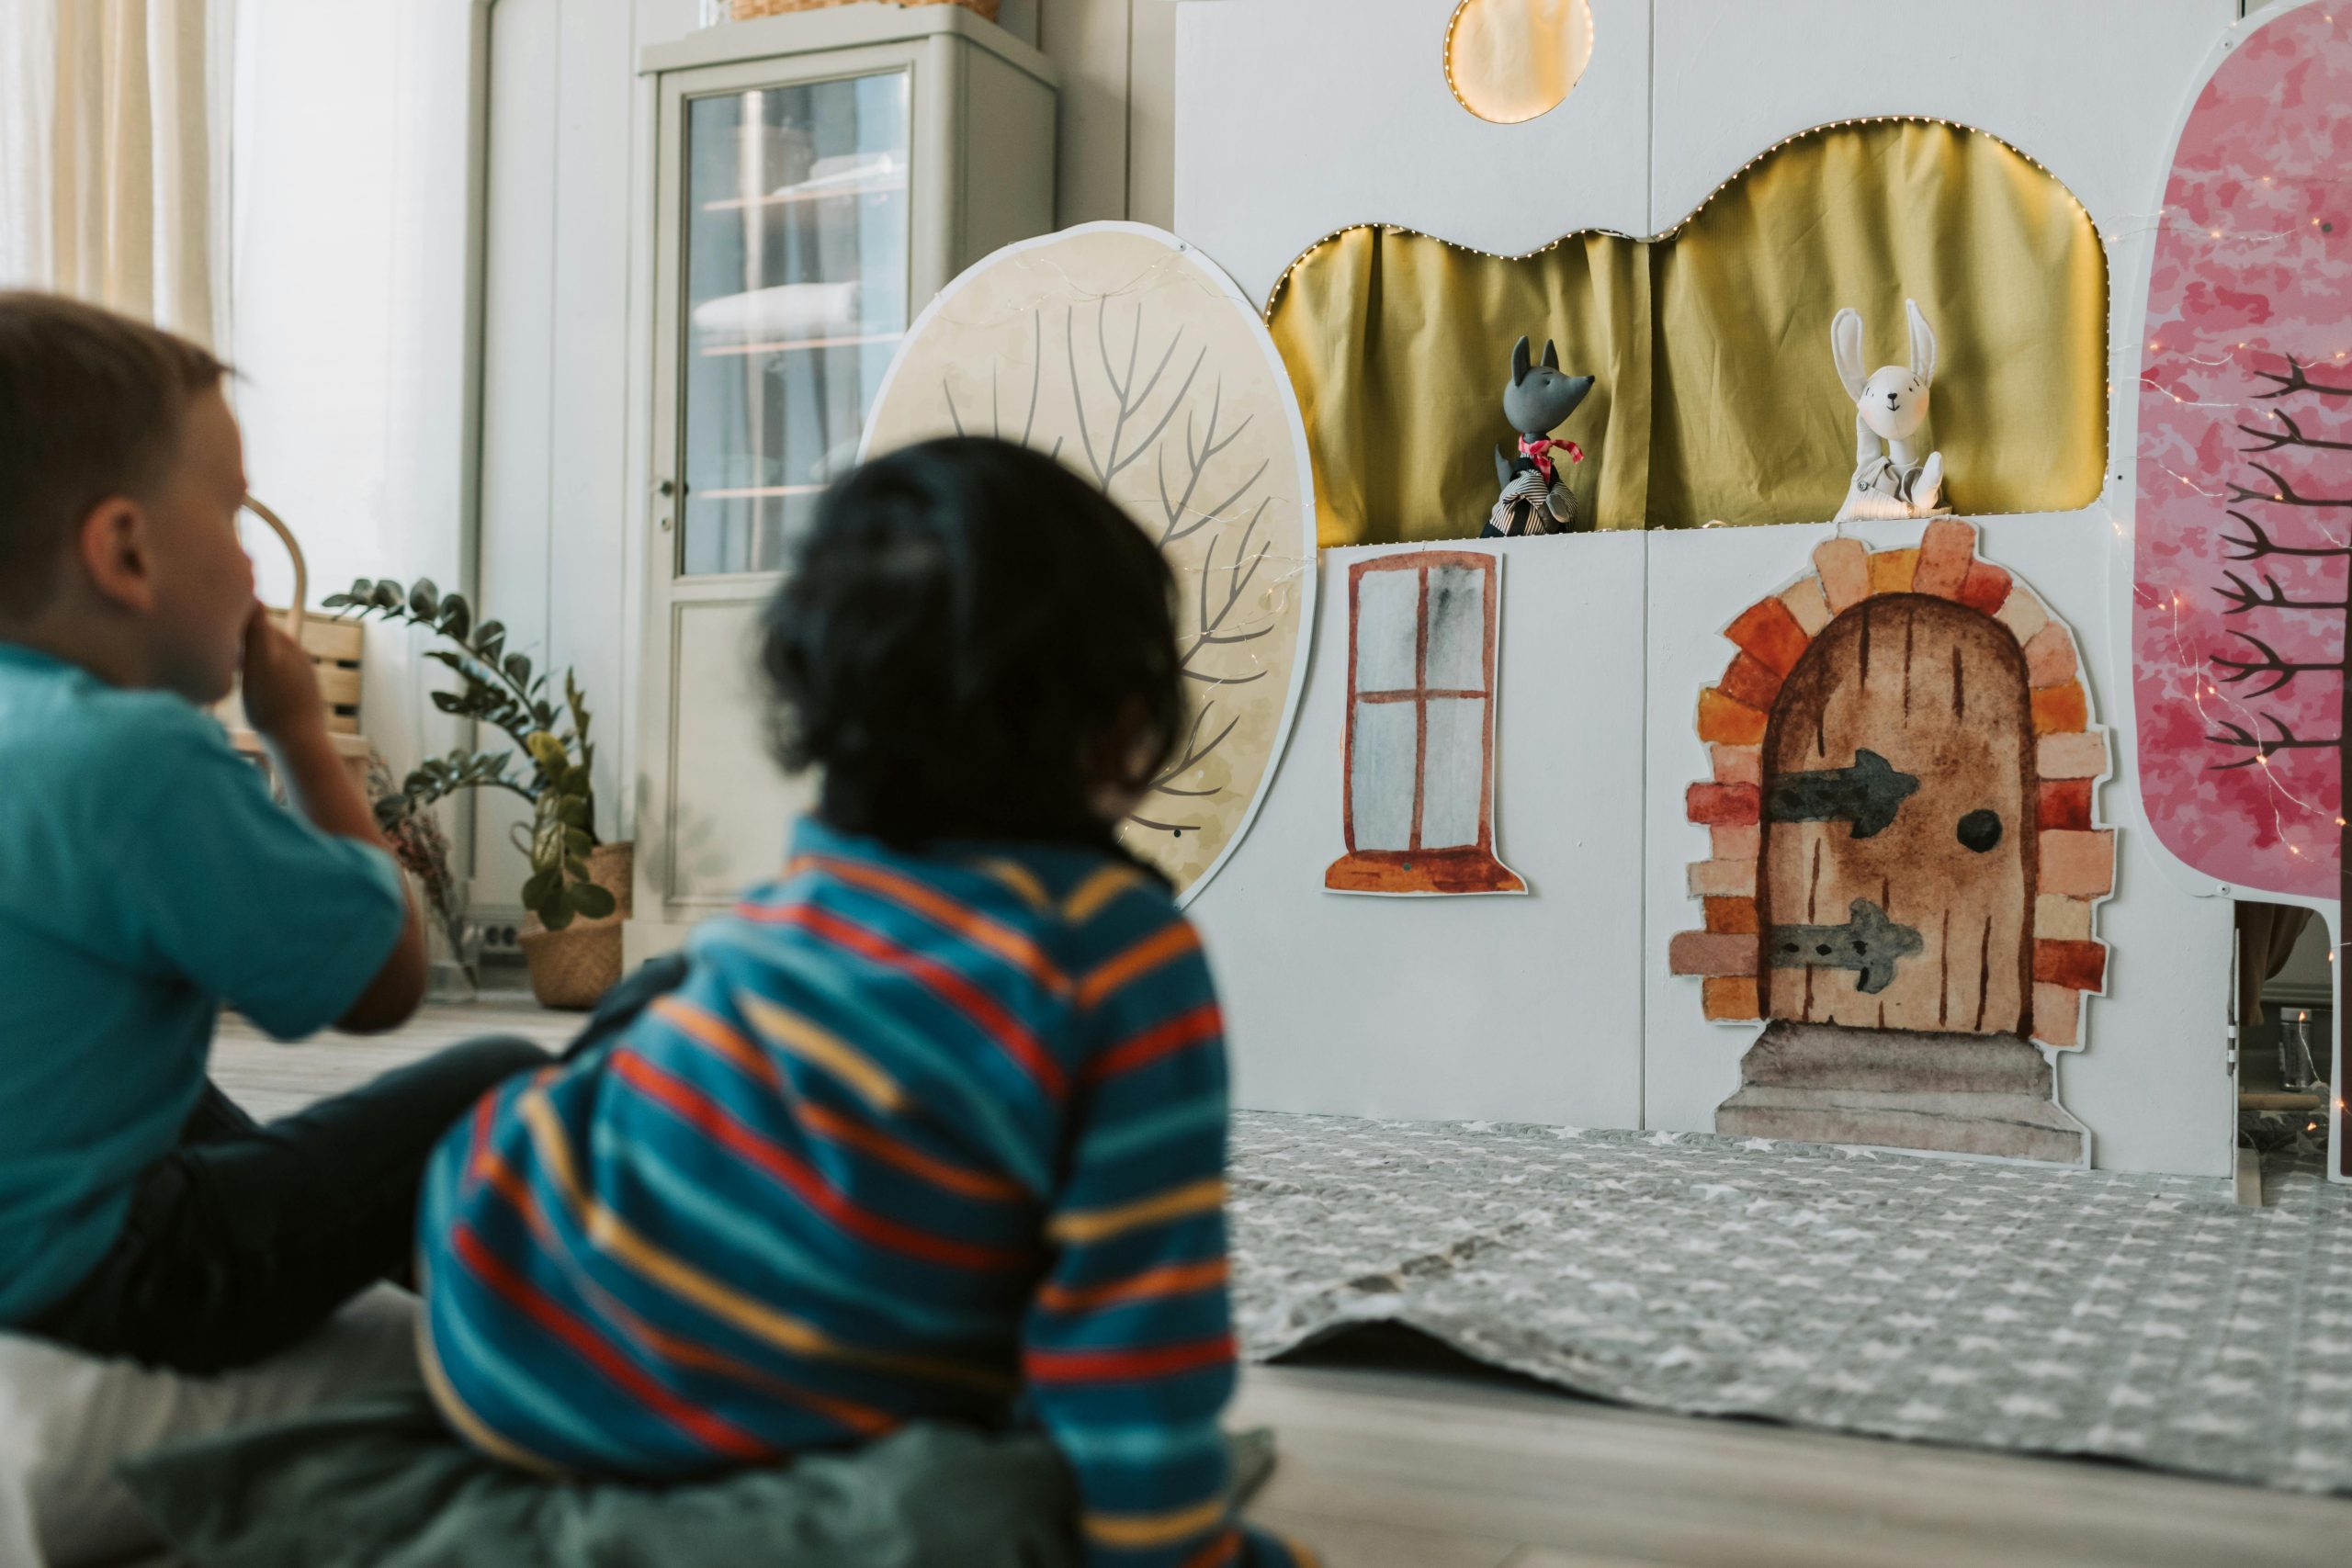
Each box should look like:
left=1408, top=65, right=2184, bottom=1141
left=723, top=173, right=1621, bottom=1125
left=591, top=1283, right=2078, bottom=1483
left=1173, top=0, right=1652, bottom=306
left=1639, top=511, right=2232, bottom=1177
left=1647, top=0, right=2234, bottom=228
left=1193, top=532, right=1648, bottom=1130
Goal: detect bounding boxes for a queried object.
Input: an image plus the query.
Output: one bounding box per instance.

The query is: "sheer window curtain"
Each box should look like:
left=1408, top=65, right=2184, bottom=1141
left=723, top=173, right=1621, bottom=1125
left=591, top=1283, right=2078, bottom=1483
left=0, top=0, right=235, bottom=353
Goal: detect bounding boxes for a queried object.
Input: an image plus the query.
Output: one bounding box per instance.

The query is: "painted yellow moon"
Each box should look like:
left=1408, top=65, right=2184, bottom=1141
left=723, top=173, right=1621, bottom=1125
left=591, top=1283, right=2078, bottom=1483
left=860, top=223, right=1317, bottom=905
left=1445, top=0, right=1595, bottom=125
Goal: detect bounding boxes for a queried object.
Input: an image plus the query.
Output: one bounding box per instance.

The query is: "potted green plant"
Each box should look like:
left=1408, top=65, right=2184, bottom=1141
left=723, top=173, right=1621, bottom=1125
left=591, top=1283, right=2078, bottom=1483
left=322, top=577, right=631, bottom=1010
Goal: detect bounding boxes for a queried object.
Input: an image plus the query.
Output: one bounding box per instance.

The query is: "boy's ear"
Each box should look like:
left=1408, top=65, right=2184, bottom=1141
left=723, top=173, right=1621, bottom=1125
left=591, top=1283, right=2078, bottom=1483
left=74, top=496, right=159, bottom=615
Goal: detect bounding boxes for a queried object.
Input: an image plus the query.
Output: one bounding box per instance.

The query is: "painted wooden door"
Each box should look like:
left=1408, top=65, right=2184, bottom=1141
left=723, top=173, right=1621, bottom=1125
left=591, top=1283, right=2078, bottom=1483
left=1758, top=594, right=2037, bottom=1033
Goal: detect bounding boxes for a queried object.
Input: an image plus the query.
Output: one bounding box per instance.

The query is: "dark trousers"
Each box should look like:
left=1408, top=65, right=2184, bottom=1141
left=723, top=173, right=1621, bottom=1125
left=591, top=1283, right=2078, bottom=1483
left=28, top=1035, right=550, bottom=1375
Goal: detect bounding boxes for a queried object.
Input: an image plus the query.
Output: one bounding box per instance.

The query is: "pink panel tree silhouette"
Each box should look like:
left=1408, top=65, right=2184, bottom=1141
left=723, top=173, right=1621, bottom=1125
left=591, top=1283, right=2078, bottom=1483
left=2135, top=2, right=2349, bottom=1173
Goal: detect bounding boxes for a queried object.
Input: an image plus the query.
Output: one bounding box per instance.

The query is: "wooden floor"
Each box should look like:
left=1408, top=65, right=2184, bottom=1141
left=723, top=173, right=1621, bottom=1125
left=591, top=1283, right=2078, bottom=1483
left=215, top=1000, right=2352, bottom=1568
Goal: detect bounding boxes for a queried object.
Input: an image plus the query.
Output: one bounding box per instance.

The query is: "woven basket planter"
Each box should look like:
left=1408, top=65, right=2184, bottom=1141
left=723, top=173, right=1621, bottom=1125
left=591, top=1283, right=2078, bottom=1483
left=520, top=842, right=636, bottom=1011
left=730, top=0, right=1000, bottom=19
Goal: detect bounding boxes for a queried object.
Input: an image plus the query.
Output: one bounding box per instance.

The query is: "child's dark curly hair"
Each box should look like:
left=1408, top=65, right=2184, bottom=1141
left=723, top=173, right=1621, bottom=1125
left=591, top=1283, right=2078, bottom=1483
left=760, top=436, right=1185, bottom=851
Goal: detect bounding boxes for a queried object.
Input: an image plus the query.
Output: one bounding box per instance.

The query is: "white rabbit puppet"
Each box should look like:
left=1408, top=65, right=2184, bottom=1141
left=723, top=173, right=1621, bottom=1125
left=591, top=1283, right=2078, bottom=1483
left=1831, top=298, right=1944, bottom=522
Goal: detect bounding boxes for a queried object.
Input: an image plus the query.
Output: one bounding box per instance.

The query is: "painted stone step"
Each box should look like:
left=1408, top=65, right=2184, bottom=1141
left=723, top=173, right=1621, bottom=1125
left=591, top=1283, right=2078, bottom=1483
left=1733, top=1021, right=2054, bottom=1095
left=1716, top=1084, right=2087, bottom=1165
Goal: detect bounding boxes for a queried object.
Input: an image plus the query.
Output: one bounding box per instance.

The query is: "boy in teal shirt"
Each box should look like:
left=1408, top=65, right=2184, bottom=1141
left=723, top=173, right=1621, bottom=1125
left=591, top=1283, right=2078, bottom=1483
left=0, top=292, right=545, bottom=1371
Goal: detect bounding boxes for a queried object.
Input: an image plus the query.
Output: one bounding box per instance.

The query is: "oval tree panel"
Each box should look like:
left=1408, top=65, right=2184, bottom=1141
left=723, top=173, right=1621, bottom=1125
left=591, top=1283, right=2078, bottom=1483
left=863, top=222, right=1317, bottom=903
left=2134, top=0, right=2350, bottom=904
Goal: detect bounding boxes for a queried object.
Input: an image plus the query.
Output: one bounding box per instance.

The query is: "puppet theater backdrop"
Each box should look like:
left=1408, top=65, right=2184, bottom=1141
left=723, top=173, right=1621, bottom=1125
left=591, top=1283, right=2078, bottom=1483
left=856, top=0, right=2351, bottom=1186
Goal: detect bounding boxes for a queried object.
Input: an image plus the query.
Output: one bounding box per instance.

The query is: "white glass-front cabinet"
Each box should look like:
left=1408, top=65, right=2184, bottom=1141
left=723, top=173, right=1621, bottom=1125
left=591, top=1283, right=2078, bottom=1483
left=629, top=7, right=1056, bottom=959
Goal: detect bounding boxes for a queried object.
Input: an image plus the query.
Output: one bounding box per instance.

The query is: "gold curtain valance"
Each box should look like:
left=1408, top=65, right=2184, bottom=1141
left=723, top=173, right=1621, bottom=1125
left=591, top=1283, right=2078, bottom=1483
left=1266, top=120, right=2109, bottom=546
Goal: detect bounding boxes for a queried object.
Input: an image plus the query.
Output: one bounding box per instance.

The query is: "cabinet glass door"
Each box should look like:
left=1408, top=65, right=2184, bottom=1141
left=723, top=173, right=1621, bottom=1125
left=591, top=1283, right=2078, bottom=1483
left=679, top=70, right=910, bottom=577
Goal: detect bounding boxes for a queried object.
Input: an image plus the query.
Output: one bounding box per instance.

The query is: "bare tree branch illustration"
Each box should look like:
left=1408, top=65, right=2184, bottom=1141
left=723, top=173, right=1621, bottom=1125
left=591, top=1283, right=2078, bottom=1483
left=2227, top=460, right=2352, bottom=510
left=2204, top=348, right=2352, bottom=780
left=945, top=313, right=1062, bottom=461
left=1156, top=382, right=1261, bottom=547
left=2239, top=408, right=2352, bottom=455
left=1150, top=707, right=1241, bottom=793
left=2214, top=569, right=2351, bottom=615
left=1069, top=300, right=1206, bottom=493
left=2252, top=355, right=2352, bottom=400
left=964, top=297, right=1287, bottom=841
left=2221, top=509, right=2352, bottom=560
left=2211, top=628, right=2343, bottom=697
left=2209, top=714, right=2344, bottom=769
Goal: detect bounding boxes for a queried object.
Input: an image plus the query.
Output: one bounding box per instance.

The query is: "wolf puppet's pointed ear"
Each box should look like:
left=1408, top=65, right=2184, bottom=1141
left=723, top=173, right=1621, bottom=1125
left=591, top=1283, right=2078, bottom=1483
left=1510, top=334, right=1532, bottom=386
left=1541, top=339, right=1559, bottom=370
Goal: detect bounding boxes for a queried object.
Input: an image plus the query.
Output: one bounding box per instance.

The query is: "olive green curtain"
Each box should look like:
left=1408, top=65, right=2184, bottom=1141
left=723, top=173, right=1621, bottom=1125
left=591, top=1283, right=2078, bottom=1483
left=1266, top=120, right=2109, bottom=547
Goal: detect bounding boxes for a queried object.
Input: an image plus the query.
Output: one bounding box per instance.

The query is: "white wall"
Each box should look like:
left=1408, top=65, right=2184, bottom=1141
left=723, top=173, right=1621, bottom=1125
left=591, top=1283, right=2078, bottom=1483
left=468, top=0, right=1167, bottom=909
left=1631, top=512, right=2233, bottom=1177
left=1193, top=535, right=1650, bottom=1130
left=467, top=0, right=672, bottom=907
left=229, top=0, right=485, bottom=792
left=1175, top=0, right=2246, bottom=1175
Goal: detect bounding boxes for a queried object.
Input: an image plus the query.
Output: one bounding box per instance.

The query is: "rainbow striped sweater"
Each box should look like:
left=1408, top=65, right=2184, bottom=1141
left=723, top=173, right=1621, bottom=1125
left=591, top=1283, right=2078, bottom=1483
left=416, top=818, right=1309, bottom=1568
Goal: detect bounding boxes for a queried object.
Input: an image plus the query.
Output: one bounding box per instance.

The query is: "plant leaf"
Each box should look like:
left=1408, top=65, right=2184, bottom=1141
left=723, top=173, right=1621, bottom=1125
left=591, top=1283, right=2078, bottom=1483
left=370, top=580, right=403, bottom=610
left=409, top=579, right=440, bottom=619
left=521, top=866, right=561, bottom=910
left=503, top=652, right=532, bottom=687
left=569, top=883, right=617, bottom=920
left=437, top=594, right=470, bottom=642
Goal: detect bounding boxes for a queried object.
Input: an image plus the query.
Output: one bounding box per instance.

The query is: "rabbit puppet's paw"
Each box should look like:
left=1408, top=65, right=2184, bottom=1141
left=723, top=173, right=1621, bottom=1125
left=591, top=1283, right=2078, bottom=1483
left=1834, top=451, right=1944, bottom=522
left=1910, top=451, right=1943, bottom=513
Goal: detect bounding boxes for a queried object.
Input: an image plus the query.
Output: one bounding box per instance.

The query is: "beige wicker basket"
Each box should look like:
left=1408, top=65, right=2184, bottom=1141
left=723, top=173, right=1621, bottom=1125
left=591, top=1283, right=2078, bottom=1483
left=730, top=0, right=1000, bottom=19
left=520, top=842, right=636, bottom=1010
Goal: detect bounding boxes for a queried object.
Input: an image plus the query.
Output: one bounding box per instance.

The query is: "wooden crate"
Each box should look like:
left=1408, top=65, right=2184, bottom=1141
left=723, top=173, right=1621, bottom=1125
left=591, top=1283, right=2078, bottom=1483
left=730, top=0, right=999, bottom=19
left=221, top=610, right=373, bottom=793
left=289, top=611, right=366, bottom=735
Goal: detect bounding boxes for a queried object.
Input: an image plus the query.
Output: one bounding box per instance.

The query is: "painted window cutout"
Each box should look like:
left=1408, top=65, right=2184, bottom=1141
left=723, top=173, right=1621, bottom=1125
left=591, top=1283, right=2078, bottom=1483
left=1327, top=550, right=1524, bottom=896
left=1445, top=0, right=1594, bottom=126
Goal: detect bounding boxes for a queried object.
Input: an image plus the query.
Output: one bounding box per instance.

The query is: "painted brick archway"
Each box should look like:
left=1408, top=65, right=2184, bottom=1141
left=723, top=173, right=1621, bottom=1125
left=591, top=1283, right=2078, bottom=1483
left=1668, top=519, right=2114, bottom=1053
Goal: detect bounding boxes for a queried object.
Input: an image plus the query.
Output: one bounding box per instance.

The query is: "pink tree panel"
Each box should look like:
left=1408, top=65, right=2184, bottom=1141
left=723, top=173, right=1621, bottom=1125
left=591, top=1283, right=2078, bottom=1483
left=2134, top=3, right=2352, bottom=899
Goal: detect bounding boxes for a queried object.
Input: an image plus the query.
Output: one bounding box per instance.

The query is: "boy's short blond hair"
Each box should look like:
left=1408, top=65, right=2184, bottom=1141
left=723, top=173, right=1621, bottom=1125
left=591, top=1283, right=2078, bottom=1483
left=0, top=292, right=227, bottom=618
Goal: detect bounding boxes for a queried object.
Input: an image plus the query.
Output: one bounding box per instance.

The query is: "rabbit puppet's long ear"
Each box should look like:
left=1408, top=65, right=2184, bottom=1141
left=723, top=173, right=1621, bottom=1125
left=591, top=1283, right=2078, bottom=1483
left=1541, top=339, right=1559, bottom=370
left=1510, top=335, right=1532, bottom=386
left=1830, top=308, right=1867, bottom=401
left=1905, top=298, right=1937, bottom=385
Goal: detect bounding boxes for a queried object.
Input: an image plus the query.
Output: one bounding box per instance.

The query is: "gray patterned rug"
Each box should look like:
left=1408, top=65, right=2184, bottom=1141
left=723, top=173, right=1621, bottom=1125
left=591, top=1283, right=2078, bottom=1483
left=1227, top=1113, right=2352, bottom=1495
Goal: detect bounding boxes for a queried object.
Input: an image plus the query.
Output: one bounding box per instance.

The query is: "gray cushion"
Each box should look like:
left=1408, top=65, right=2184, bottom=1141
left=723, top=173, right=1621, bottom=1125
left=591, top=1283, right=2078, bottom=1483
left=118, top=1391, right=1080, bottom=1568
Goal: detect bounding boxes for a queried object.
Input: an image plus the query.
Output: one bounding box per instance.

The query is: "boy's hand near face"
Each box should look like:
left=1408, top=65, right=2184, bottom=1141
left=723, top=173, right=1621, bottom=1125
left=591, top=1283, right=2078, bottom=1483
left=241, top=603, right=428, bottom=1032
left=239, top=606, right=325, bottom=742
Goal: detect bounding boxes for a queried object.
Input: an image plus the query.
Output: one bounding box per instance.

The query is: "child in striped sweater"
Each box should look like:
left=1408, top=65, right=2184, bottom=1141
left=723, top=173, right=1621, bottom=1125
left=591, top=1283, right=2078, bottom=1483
left=415, top=437, right=1310, bottom=1568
